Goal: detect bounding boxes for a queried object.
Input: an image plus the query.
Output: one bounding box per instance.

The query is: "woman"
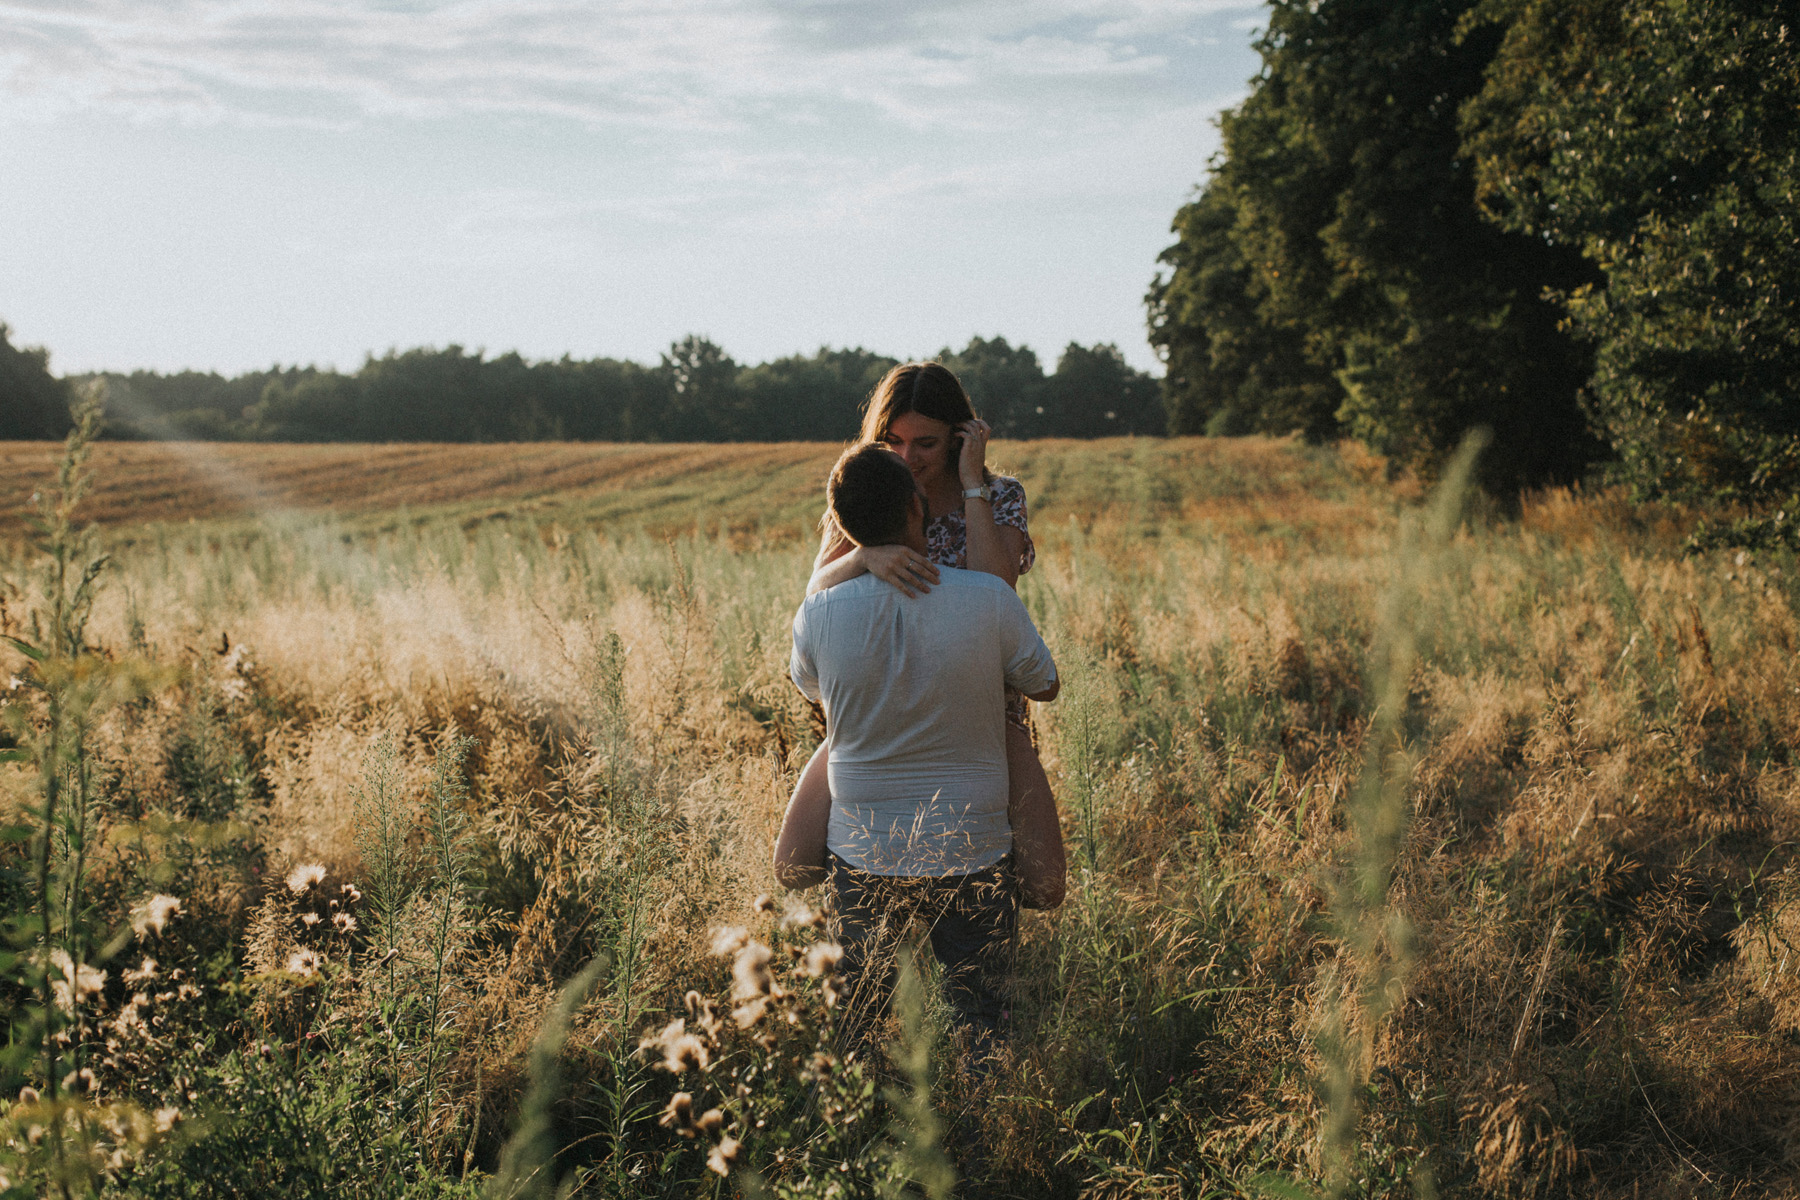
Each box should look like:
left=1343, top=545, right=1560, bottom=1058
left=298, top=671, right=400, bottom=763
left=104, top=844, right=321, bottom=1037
left=773, top=361, right=1066, bottom=908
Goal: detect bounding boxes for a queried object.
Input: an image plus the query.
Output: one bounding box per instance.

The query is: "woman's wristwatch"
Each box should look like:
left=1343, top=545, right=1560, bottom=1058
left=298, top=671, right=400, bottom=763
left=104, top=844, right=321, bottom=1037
left=961, top=484, right=992, bottom=503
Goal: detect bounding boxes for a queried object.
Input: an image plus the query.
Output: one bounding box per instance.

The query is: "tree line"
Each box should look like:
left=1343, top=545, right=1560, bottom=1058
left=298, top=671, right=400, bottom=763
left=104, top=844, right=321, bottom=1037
left=0, top=328, right=1162, bottom=444
left=1149, top=0, right=1798, bottom=526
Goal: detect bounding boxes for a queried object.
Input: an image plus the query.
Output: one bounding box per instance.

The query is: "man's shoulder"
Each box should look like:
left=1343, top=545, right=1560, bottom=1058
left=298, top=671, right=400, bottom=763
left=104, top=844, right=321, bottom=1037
left=936, top=567, right=1018, bottom=600
left=797, top=573, right=887, bottom=616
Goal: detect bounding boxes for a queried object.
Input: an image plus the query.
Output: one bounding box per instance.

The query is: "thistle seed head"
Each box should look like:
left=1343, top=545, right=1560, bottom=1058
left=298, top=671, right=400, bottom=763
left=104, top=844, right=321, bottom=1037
left=710, top=925, right=750, bottom=957
left=731, top=941, right=773, bottom=1000
left=286, top=864, right=327, bottom=894
left=132, top=894, right=183, bottom=938
left=707, top=1135, right=743, bottom=1177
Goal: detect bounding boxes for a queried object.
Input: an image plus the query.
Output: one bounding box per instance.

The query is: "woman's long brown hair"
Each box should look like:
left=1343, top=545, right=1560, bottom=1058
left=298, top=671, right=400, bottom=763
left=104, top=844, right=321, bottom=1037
left=857, top=361, right=991, bottom=483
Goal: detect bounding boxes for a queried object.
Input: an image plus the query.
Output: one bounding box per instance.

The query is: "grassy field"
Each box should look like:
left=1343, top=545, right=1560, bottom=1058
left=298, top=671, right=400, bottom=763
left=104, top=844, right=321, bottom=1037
left=1, top=433, right=1797, bottom=1198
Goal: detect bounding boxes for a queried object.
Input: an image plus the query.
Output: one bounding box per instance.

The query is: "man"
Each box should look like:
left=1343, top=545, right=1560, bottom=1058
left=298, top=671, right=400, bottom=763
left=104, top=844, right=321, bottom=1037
left=787, top=442, right=1060, bottom=1058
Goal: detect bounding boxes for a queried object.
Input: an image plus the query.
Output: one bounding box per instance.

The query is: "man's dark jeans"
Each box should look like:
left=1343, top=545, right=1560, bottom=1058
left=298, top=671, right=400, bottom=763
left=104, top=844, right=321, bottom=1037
left=827, top=852, right=1017, bottom=1065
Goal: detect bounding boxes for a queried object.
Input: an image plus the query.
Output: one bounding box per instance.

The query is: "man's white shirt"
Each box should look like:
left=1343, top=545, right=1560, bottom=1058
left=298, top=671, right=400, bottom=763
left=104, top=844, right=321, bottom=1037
left=789, top=567, right=1058, bottom=877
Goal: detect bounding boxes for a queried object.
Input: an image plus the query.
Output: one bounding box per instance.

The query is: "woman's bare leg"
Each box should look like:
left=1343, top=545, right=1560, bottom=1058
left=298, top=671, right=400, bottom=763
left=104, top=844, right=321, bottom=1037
left=1007, top=723, right=1066, bottom=909
left=774, top=742, right=831, bottom=889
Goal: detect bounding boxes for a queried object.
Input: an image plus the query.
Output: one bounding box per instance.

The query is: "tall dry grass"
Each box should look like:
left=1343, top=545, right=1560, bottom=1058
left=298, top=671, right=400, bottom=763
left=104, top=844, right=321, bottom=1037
left=0, top=436, right=1796, bottom=1196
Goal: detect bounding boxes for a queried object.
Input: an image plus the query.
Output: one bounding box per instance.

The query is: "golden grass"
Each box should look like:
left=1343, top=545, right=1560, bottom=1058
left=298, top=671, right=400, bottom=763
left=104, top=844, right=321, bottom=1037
left=4, top=434, right=1797, bottom=1197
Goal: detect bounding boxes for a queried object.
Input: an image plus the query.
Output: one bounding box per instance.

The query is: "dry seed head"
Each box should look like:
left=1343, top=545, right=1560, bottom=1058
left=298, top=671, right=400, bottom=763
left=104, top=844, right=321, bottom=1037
left=707, top=1136, right=743, bottom=1177
left=640, top=1019, right=711, bottom=1074
left=333, top=912, right=357, bottom=934
left=340, top=884, right=362, bottom=903
left=660, top=1092, right=697, bottom=1137
left=696, top=1108, right=724, bottom=1136
left=299, top=912, right=321, bottom=927
left=731, top=941, right=773, bottom=1000
left=286, top=949, right=323, bottom=978
left=711, top=925, right=750, bottom=957
left=132, top=894, right=182, bottom=938
left=731, top=997, right=769, bottom=1030
left=61, top=1068, right=96, bottom=1097
left=47, top=949, right=106, bottom=1012
left=286, top=864, right=327, bottom=894
left=124, top=958, right=158, bottom=985
left=153, top=1108, right=180, bottom=1134
left=780, top=902, right=826, bottom=931
left=800, top=942, right=843, bottom=979
left=16, top=1088, right=38, bottom=1107
left=751, top=893, right=776, bottom=914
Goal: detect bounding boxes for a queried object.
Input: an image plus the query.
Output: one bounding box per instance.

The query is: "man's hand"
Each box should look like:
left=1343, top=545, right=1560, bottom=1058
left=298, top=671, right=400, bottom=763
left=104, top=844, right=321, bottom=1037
left=860, top=543, right=940, bottom=597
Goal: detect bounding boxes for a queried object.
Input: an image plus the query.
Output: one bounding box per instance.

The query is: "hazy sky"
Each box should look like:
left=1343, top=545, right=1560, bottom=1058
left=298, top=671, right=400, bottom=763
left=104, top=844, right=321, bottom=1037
left=2, top=1, right=1261, bottom=377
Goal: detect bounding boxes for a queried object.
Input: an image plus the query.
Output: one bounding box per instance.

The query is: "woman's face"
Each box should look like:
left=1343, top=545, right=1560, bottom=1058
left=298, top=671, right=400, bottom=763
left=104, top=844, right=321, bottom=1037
left=883, top=412, right=956, bottom=486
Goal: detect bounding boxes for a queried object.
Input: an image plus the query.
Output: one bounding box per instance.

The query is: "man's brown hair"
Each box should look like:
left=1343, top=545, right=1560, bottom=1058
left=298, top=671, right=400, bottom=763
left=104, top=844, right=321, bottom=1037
left=828, top=442, right=919, bottom=547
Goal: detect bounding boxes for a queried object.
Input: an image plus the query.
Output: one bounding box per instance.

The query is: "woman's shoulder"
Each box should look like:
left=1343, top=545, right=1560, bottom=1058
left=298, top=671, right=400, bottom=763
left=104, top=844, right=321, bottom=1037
left=989, top=473, right=1027, bottom=499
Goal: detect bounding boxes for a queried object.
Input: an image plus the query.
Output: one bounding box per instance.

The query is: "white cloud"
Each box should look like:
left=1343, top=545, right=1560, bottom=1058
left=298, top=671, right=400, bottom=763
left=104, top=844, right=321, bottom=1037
left=0, top=0, right=1257, bottom=131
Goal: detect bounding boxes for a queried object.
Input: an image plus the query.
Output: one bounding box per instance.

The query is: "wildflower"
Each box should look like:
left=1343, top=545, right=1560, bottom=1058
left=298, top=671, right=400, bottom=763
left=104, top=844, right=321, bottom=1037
left=731, top=997, right=769, bottom=1030
left=286, top=864, right=327, bottom=894
left=639, top=1019, right=710, bottom=1074
left=124, top=957, right=158, bottom=985
left=695, top=1108, right=724, bottom=1136
left=153, top=1107, right=180, bottom=1134
left=299, top=912, right=321, bottom=927
left=61, top=1068, right=95, bottom=1097
left=731, top=942, right=773, bottom=1000
left=684, top=990, right=724, bottom=1038
left=751, top=893, right=776, bottom=914
left=710, top=925, right=750, bottom=957
left=177, top=982, right=201, bottom=1001
left=131, top=894, right=182, bottom=938
left=286, top=949, right=323, bottom=977
left=781, top=901, right=826, bottom=931
left=706, top=1135, right=743, bottom=1177
left=333, top=912, right=357, bottom=934
left=340, top=884, right=362, bottom=904
left=47, top=949, right=106, bottom=1013
left=660, top=1092, right=697, bottom=1137
left=113, top=997, right=150, bottom=1038
left=800, top=941, right=843, bottom=979
left=16, top=1087, right=38, bottom=1107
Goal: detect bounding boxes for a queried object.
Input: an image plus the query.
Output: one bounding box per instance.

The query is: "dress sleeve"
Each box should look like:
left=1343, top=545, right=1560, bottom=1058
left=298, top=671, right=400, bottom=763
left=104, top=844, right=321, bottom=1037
left=990, top=476, right=1036, bottom=575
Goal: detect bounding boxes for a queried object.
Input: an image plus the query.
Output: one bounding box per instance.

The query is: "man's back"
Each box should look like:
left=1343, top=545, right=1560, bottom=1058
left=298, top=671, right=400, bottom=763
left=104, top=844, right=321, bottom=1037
left=789, top=567, right=1057, bottom=876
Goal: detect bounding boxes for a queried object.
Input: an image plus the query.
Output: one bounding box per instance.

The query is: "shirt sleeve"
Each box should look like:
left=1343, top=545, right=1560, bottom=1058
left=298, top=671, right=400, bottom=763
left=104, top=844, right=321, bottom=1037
left=990, top=476, right=1036, bottom=575
left=994, top=587, right=1057, bottom=697
left=789, top=603, right=820, bottom=701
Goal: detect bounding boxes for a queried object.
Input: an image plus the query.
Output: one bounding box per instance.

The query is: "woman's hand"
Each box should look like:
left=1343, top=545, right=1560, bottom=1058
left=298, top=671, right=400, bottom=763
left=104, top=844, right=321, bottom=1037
left=958, top=418, right=991, bottom=488
left=860, top=543, right=939, bottom=597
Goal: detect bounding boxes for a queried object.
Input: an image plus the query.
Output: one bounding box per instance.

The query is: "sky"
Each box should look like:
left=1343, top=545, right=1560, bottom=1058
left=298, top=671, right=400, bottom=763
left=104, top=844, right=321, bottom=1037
left=1, top=1, right=1262, bottom=378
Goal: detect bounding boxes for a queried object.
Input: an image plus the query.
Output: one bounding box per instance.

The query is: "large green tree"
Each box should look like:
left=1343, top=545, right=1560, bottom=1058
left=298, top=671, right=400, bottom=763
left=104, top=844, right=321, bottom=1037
left=1151, top=0, right=1598, bottom=487
left=0, top=324, right=72, bottom=440
left=1149, top=183, right=1338, bottom=439
left=1039, top=343, right=1163, bottom=438
left=938, top=337, right=1046, bottom=438
left=1460, top=0, right=1800, bottom=506
left=737, top=347, right=897, bottom=442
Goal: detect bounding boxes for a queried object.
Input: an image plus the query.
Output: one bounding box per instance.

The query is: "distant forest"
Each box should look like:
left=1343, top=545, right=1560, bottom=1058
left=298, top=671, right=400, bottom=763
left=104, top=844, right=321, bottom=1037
left=0, top=329, right=1161, bottom=444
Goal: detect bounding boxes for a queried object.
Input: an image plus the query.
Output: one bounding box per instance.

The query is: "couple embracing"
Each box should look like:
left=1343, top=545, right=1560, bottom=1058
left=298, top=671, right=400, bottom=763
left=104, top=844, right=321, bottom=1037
left=774, top=360, right=1065, bottom=1066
